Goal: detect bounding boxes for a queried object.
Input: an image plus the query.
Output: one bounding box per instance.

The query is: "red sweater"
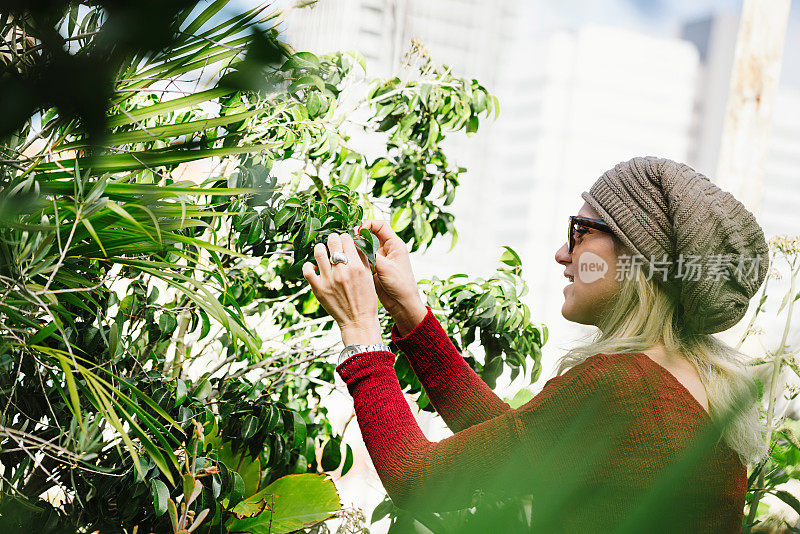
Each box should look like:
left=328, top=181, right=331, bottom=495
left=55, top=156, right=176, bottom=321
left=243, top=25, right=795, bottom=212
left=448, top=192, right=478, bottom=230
left=335, top=306, right=747, bottom=532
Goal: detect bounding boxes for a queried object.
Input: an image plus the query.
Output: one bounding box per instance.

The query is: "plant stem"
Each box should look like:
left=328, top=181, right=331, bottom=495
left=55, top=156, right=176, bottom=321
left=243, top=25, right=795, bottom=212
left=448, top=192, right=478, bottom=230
left=309, top=173, right=327, bottom=203
left=170, top=304, right=192, bottom=378
left=737, top=274, right=770, bottom=350
left=745, top=262, right=796, bottom=530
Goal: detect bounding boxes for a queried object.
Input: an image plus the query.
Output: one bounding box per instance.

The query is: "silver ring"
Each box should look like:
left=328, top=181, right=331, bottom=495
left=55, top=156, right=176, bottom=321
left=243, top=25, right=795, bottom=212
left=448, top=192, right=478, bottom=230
left=330, top=251, right=348, bottom=265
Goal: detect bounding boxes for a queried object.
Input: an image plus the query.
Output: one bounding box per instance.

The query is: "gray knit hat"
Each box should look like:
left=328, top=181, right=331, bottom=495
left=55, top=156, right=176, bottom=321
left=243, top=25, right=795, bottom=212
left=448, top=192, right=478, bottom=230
left=581, top=156, right=769, bottom=335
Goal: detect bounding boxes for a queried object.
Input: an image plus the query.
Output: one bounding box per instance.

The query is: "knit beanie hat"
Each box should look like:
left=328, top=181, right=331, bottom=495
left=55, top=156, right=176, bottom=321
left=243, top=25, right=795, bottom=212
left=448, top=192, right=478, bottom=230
left=581, top=156, right=769, bottom=335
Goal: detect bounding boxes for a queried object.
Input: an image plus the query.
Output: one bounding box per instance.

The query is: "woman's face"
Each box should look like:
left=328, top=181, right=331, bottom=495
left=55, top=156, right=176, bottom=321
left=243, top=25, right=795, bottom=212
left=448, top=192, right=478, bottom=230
left=555, top=202, right=622, bottom=326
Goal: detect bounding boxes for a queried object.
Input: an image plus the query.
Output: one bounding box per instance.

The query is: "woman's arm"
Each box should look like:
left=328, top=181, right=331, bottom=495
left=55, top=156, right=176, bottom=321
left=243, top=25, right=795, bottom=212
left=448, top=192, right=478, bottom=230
left=388, top=305, right=511, bottom=432
left=335, top=349, right=622, bottom=514
left=336, top=349, right=523, bottom=512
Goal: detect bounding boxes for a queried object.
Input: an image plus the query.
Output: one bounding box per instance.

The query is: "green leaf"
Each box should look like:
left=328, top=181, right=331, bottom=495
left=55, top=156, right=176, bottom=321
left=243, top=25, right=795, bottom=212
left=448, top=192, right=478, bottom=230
left=193, top=379, right=213, bottom=401
left=336, top=164, right=355, bottom=187
left=230, top=490, right=269, bottom=519
left=306, top=92, right=321, bottom=116
left=37, top=144, right=279, bottom=175
left=345, top=165, right=363, bottom=190
left=420, top=217, right=433, bottom=245
left=266, top=404, right=281, bottom=432
left=241, top=414, right=259, bottom=440
left=274, top=206, right=296, bottom=228
left=774, top=489, right=800, bottom=516
left=229, top=471, right=246, bottom=507
left=85, top=177, right=108, bottom=204
left=175, top=379, right=188, bottom=407
left=369, top=158, right=394, bottom=179
left=778, top=287, right=793, bottom=314
left=505, top=387, right=535, bottom=409
left=390, top=206, right=412, bottom=232
left=424, top=120, right=440, bottom=150
left=168, top=498, right=179, bottom=532
left=61, top=109, right=262, bottom=151
left=106, top=88, right=231, bottom=128
left=292, top=412, right=307, bottom=449
left=320, top=437, right=341, bottom=471
left=182, top=0, right=231, bottom=36
left=371, top=498, right=394, bottom=524
left=466, top=115, right=479, bottom=134
left=151, top=479, right=170, bottom=517
left=356, top=228, right=379, bottom=268
left=341, top=444, right=353, bottom=476
left=53, top=352, right=84, bottom=431
left=499, top=246, right=522, bottom=268
left=351, top=50, right=367, bottom=73
left=289, top=75, right=325, bottom=93
left=328, top=197, right=348, bottom=215
left=481, top=357, right=503, bottom=387
left=296, top=214, right=311, bottom=253
left=398, top=112, right=418, bottom=134
left=198, top=309, right=211, bottom=340
left=283, top=52, right=320, bottom=71
left=183, top=473, right=197, bottom=505
left=308, top=217, right=321, bottom=243
left=187, top=508, right=210, bottom=533
left=28, top=322, right=58, bottom=346
left=81, top=218, right=106, bottom=256
left=302, top=293, right=320, bottom=314
left=214, top=440, right=262, bottom=499
left=159, top=313, right=178, bottom=336
left=226, top=473, right=340, bottom=534
left=475, top=291, right=496, bottom=311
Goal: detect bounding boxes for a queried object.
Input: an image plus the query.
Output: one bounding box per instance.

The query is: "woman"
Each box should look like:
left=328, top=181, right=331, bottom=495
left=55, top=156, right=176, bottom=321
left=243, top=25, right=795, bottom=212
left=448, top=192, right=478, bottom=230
left=301, top=156, right=769, bottom=532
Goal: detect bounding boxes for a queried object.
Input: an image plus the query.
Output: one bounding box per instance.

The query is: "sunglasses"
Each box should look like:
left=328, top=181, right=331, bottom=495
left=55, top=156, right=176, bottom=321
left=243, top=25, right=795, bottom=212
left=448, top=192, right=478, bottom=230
left=568, top=215, right=613, bottom=254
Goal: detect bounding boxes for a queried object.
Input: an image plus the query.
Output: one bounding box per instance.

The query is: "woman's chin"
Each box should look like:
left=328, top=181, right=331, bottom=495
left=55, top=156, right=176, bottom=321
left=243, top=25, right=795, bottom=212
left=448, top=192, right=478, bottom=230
left=561, top=297, right=591, bottom=325
left=561, top=285, right=574, bottom=313
left=560, top=300, right=574, bottom=321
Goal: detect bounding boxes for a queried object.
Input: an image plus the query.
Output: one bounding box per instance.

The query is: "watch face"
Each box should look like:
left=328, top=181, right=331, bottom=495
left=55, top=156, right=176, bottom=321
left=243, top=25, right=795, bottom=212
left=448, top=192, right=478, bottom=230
left=339, top=347, right=356, bottom=364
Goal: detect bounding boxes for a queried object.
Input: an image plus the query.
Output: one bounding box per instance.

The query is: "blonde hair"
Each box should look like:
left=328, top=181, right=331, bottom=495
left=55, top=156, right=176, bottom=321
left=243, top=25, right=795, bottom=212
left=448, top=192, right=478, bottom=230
left=555, top=241, right=765, bottom=465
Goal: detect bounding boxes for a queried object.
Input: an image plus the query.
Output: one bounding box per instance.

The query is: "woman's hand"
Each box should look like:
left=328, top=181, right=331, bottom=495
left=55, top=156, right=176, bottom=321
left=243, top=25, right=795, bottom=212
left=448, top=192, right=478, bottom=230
left=302, top=233, right=382, bottom=346
left=357, top=220, right=427, bottom=336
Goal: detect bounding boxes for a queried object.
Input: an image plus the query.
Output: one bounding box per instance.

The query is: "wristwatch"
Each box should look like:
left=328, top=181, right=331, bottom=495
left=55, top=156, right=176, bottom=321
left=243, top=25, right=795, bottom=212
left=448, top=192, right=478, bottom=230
left=337, top=343, right=392, bottom=366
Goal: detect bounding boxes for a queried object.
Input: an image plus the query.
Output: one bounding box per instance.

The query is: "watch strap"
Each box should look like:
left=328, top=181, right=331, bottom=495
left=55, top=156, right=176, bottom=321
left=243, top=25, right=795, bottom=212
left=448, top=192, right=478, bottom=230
left=338, top=343, right=392, bottom=366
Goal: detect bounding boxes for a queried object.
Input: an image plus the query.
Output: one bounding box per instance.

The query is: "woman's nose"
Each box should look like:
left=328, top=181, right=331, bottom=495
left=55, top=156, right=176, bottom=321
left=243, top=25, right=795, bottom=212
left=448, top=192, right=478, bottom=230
left=555, top=242, right=571, bottom=265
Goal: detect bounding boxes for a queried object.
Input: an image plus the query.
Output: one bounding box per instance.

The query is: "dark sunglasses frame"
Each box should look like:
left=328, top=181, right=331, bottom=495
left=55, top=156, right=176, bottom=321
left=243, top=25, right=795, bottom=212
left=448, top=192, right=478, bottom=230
left=569, top=215, right=613, bottom=254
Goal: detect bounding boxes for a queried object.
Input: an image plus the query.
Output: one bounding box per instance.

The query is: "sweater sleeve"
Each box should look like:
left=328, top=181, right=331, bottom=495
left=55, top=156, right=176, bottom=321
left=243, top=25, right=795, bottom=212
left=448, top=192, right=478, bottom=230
left=335, top=350, right=625, bottom=513
left=389, top=305, right=511, bottom=432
